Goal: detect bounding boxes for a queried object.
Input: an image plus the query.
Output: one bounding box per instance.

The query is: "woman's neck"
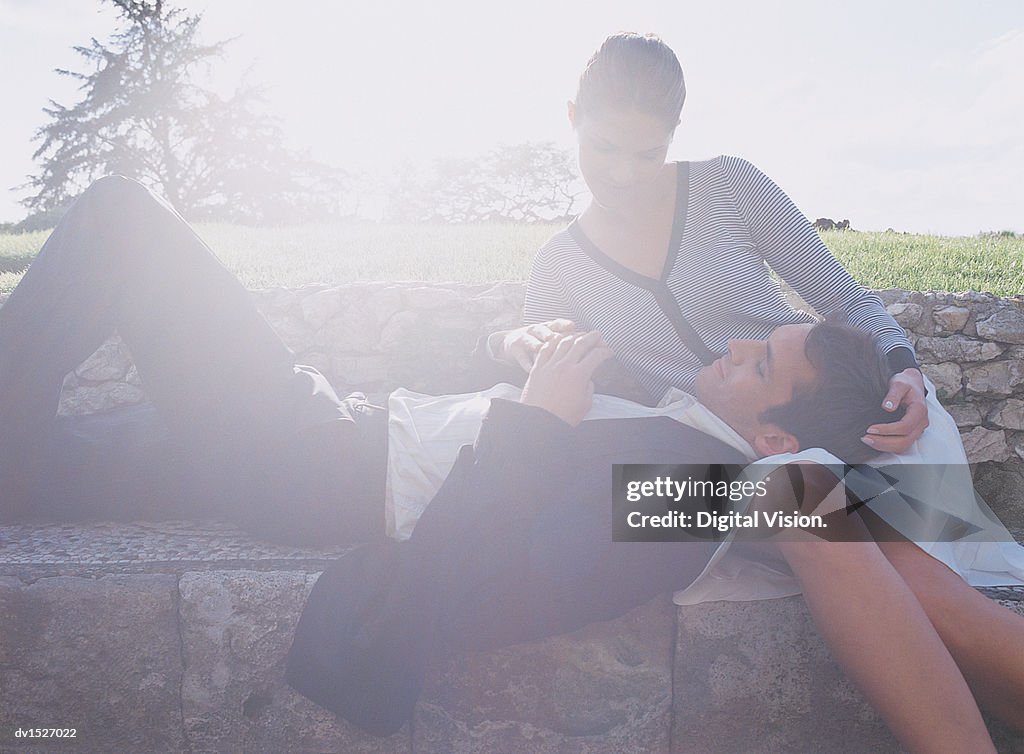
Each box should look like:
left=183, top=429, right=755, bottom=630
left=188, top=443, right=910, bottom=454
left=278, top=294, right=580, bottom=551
left=576, top=162, right=681, bottom=279
left=582, top=161, right=677, bottom=226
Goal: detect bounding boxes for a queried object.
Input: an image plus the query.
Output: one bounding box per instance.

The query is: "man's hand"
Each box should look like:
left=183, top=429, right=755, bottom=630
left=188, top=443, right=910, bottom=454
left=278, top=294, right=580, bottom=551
left=490, top=319, right=577, bottom=372
left=520, top=331, right=614, bottom=425
left=862, top=368, right=929, bottom=454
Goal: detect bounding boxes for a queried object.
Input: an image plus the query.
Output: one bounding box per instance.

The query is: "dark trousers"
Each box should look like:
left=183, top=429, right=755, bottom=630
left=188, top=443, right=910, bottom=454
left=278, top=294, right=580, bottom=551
left=0, top=176, right=383, bottom=544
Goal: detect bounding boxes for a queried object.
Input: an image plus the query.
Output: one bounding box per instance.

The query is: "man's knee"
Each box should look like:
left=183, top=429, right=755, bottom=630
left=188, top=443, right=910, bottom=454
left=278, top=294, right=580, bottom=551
left=80, top=175, right=157, bottom=213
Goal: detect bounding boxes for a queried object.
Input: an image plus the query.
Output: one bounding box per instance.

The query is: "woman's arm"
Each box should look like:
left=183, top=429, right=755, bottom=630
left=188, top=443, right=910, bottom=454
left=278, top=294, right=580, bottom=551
left=522, top=241, right=576, bottom=327
left=483, top=242, right=580, bottom=373
left=724, top=156, right=928, bottom=452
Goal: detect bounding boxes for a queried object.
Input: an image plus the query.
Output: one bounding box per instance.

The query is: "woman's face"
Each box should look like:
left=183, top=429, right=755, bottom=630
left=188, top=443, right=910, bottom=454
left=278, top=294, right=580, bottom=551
left=571, top=105, right=676, bottom=212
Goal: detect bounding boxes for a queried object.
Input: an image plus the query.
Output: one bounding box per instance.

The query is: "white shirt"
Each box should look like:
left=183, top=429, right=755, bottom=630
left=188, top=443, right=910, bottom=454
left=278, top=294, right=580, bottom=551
left=384, top=381, right=1024, bottom=603
left=385, top=384, right=751, bottom=541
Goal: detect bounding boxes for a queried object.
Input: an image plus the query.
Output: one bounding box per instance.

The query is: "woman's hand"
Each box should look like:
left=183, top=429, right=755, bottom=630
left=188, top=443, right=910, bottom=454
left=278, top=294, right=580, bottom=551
left=862, top=368, right=929, bottom=454
left=520, top=331, right=614, bottom=425
left=490, top=319, right=578, bottom=371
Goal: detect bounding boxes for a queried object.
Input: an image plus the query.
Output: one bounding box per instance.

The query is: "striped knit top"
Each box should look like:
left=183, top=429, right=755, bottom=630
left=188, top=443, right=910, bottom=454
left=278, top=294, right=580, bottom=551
left=523, top=155, right=916, bottom=402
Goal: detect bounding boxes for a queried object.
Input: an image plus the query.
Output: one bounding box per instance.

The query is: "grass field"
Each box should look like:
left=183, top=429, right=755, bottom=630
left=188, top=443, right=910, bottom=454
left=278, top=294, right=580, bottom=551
left=1, top=224, right=1022, bottom=296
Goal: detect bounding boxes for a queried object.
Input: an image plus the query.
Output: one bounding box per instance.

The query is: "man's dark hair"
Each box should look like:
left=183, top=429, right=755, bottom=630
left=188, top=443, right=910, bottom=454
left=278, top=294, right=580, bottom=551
left=760, top=319, right=905, bottom=463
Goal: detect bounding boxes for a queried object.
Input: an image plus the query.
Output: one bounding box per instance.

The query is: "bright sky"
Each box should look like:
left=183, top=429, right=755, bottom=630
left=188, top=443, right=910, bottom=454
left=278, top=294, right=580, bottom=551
left=1, top=0, right=1021, bottom=235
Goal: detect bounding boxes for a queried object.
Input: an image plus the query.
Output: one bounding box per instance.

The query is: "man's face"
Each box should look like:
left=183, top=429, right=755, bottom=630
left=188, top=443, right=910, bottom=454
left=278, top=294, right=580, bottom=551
left=694, top=325, right=817, bottom=447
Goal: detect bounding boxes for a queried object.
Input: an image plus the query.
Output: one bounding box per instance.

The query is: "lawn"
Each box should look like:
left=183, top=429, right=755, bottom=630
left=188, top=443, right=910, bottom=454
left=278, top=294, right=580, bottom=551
left=1, top=225, right=1021, bottom=296
left=823, top=231, right=1024, bottom=297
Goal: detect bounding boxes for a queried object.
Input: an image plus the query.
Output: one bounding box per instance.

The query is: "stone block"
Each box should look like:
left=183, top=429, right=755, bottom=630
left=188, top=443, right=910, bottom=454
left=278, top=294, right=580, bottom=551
left=300, top=287, right=346, bottom=330
left=933, top=305, right=971, bottom=334
left=885, top=301, right=923, bottom=329
left=961, top=426, right=1012, bottom=464
left=57, top=381, right=148, bottom=416
left=916, top=335, right=1004, bottom=363
left=965, top=360, right=1024, bottom=397
left=379, top=309, right=422, bottom=350
left=73, top=338, right=133, bottom=382
left=673, top=597, right=894, bottom=753
left=469, top=281, right=527, bottom=318
left=920, top=362, right=963, bottom=399
left=354, top=285, right=406, bottom=329
left=978, top=309, right=1024, bottom=344
left=415, top=597, right=676, bottom=754
left=989, top=399, right=1024, bottom=431
left=946, top=403, right=983, bottom=428
left=320, top=300, right=384, bottom=352
left=179, top=570, right=407, bottom=753
left=0, top=574, right=184, bottom=753
left=402, top=284, right=465, bottom=310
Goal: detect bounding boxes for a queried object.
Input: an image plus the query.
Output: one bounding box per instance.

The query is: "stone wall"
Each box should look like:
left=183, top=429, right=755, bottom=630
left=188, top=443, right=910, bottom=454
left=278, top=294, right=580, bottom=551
left=54, top=281, right=526, bottom=415
left=6, top=521, right=1017, bottom=753
left=878, top=289, right=1024, bottom=464
left=49, top=283, right=1024, bottom=461
left=872, top=290, right=1024, bottom=535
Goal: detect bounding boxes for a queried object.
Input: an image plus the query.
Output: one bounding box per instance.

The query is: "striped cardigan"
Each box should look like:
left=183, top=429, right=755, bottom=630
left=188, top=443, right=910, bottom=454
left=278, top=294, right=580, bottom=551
left=523, top=155, right=915, bottom=401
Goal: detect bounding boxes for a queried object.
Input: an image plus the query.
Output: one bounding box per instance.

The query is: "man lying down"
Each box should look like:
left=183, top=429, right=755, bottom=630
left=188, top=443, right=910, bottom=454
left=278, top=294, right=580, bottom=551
left=287, top=324, right=1024, bottom=752
left=3, top=178, right=1022, bottom=752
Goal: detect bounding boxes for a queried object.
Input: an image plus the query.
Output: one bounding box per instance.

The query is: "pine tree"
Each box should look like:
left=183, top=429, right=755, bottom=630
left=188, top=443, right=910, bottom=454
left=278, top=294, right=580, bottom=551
left=24, top=0, right=346, bottom=223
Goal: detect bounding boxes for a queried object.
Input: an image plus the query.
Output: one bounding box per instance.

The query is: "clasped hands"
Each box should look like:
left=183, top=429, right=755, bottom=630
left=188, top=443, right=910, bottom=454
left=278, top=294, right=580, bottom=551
left=496, top=319, right=929, bottom=450
left=510, top=324, right=613, bottom=426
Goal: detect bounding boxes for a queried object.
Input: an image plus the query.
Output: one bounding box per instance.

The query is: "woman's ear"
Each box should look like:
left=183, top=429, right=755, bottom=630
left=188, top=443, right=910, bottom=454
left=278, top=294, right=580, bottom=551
left=752, top=426, right=801, bottom=458
left=567, top=100, right=577, bottom=129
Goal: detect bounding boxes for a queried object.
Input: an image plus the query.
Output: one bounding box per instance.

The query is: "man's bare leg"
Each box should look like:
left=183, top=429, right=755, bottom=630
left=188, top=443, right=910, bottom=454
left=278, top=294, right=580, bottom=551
left=878, top=539, right=1024, bottom=733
